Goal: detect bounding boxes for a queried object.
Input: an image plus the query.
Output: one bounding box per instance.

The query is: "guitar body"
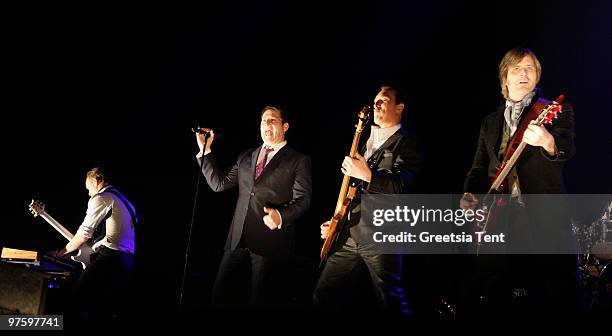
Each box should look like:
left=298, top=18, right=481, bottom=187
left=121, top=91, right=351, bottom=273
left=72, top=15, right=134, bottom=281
left=473, top=95, right=565, bottom=255
left=320, top=186, right=356, bottom=262
left=70, top=244, right=94, bottom=269
left=473, top=191, right=510, bottom=255
left=477, top=173, right=509, bottom=230
left=476, top=191, right=507, bottom=232
left=320, top=106, right=372, bottom=263
left=29, top=200, right=93, bottom=269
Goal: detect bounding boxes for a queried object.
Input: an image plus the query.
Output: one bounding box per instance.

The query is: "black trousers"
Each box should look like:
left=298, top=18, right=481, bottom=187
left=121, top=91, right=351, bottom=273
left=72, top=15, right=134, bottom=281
left=211, top=248, right=290, bottom=308
left=73, top=246, right=135, bottom=319
left=460, top=200, right=581, bottom=314
left=313, top=237, right=405, bottom=315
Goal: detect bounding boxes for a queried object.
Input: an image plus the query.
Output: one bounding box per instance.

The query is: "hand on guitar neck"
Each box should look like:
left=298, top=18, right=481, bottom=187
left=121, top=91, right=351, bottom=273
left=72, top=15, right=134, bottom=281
left=522, top=120, right=556, bottom=156
left=341, top=153, right=372, bottom=183
left=320, top=221, right=331, bottom=239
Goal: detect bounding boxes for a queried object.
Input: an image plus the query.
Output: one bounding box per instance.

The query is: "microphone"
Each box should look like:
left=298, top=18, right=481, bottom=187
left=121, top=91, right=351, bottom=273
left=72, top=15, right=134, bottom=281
left=192, top=127, right=221, bottom=139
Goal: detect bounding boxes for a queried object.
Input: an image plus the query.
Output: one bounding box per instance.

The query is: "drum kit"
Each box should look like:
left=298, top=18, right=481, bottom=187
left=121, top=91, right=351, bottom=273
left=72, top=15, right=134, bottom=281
left=574, top=199, right=612, bottom=311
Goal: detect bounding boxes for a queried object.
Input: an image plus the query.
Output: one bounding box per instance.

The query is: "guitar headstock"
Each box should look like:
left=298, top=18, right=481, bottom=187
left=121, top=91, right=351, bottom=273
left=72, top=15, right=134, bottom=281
left=356, top=105, right=373, bottom=132
left=538, top=95, right=564, bottom=125
left=28, top=199, right=46, bottom=217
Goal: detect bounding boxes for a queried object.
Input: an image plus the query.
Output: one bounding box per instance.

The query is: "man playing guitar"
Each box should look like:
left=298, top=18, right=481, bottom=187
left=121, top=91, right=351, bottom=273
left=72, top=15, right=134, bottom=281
left=46, top=167, right=138, bottom=320
left=460, top=48, right=579, bottom=314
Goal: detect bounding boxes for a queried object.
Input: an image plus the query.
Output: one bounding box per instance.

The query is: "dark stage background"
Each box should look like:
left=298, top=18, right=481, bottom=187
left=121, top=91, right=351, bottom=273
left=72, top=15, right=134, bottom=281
left=2, top=1, right=611, bottom=316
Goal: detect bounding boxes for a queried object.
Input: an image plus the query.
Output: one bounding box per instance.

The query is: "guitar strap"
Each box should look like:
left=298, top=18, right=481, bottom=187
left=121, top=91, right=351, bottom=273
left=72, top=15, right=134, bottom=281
left=92, top=187, right=139, bottom=245
left=105, top=187, right=139, bottom=226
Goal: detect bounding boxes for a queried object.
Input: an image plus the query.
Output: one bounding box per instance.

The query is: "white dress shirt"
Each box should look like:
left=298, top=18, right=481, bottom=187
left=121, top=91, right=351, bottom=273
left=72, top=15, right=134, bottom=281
left=76, top=185, right=136, bottom=254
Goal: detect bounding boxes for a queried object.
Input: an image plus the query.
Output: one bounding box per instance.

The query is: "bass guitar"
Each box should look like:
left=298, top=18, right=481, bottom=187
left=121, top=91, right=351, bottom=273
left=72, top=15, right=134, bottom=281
left=28, top=199, right=93, bottom=269
left=320, top=106, right=372, bottom=263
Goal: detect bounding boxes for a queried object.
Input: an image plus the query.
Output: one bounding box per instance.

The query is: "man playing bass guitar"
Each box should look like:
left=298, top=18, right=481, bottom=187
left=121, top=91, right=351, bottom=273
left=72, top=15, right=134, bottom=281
left=47, top=167, right=137, bottom=320
left=314, top=84, right=422, bottom=314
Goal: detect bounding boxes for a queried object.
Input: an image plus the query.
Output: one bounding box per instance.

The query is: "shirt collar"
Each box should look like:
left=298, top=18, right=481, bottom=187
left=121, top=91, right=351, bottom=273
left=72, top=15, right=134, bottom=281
left=370, top=124, right=401, bottom=145
left=505, top=90, right=536, bottom=112
left=263, top=140, right=287, bottom=152
left=96, top=184, right=112, bottom=195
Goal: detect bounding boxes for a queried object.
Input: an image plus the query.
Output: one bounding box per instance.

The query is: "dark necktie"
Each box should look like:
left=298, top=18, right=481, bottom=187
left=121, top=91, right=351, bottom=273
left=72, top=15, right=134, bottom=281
left=255, top=146, right=274, bottom=179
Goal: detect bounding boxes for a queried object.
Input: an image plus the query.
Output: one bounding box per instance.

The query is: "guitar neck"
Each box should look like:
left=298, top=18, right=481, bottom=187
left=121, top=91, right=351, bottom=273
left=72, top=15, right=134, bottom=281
left=491, top=141, right=527, bottom=191
left=490, top=97, right=563, bottom=192
left=335, top=174, right=352, bottom=213
left=38, top=211, right=75, bottom=241
left=334, top=123, right=364, bottom=213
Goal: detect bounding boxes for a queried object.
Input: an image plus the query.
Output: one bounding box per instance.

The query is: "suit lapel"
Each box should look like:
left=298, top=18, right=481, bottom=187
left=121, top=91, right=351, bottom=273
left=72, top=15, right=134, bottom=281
left=250, top=147, right=261, bottom=180
left=254, top=145, right=290, bottom=182
left=490, top=106, right=506, bottom=158
left=367, top=129, right=403, bottom=165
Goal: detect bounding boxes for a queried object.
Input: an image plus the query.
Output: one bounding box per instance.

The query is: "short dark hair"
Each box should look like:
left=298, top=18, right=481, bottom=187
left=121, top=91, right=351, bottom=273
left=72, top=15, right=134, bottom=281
left=261, top=105, right=289, bottom=124
left=379, top=82, right=407, bottom=105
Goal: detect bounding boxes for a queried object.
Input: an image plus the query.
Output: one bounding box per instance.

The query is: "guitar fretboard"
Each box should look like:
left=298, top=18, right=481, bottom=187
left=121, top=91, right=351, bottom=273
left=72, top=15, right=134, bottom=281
left=38, top=211, right=74, bottom=241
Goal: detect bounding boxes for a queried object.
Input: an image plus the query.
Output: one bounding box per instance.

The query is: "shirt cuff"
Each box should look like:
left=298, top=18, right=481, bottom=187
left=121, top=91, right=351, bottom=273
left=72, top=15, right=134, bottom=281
left=277, top=209, right=283, bottom=229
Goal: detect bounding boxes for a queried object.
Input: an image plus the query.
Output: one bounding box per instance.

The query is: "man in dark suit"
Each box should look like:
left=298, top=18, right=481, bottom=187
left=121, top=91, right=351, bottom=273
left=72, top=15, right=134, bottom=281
left=460, top=47, right=578, bottom=313
left=195, top=106, right=311, bottom=308
left=314, top=85, right=422, bottom=315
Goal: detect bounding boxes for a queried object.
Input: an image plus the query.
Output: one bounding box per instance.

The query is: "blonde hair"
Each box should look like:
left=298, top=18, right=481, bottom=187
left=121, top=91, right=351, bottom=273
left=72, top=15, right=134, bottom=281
left=87, top=167, right=108, bottom=183
left=499, top=48, right=542, bottom=100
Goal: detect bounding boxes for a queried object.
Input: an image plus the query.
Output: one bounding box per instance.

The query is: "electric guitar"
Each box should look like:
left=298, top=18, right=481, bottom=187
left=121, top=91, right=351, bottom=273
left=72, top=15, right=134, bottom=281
left=28, top=199, right=93, bottom=269
left=320, top=106, right=372, bottom=263
left=476, top=95, right=565, bottom=238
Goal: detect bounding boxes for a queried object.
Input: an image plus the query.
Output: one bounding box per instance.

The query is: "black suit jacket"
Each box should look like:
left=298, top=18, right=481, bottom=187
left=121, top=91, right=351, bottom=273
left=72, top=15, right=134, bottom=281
left=346, top=127, right=422, bottom=243
left=463, top=96, right=576, bottom=253
left=464, top=96, right=575, bottom=194
left=199, top=144, right=312, bottom=257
